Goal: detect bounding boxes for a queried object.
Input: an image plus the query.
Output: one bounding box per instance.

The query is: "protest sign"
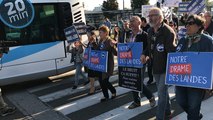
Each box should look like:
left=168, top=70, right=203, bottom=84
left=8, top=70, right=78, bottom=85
left=166, top=52, right=213, bottom=89
left=83, top=47, right=90, bottom=67
left=119, top=66, right=142, bottom=91
left=178, top=2, right=190, bottom=13
left=117, top=42, right=143, bottom=68
left=163, top=0, right=182, bottom=7
left=89, top=50, right=108, bottom=72
left=73, top=22, right=87, bottom=35
left=141, top=5, right=154, bottom=18
left=64, top=26, right=80, bottom=43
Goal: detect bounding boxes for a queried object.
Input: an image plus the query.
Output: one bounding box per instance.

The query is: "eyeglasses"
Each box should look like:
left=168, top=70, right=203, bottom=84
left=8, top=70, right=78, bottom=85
left=147, top=14, right=159, bottom=18
left=185, top=21, right=196, bottom=26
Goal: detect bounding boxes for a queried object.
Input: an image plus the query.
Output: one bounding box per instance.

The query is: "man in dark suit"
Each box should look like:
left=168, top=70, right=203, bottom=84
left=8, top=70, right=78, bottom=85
left=126, top=16, right=156, bottom=109
left=141, top=17, right=154, bottom=85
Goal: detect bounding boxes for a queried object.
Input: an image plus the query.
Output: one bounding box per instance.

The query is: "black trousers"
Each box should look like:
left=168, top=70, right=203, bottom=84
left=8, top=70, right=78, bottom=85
left=132, top=67, right=154, bottom=104
left=132, top=84, right=154, bottom=104
left=98, top=76, right=116, bottom=98
left=147, top=59, right=153, bottom=80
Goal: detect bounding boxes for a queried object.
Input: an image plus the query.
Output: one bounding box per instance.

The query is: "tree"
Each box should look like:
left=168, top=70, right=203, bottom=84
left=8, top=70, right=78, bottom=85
left=102, top=0, right=119, bottom=19
left=131, top=0, right=149, bottom=11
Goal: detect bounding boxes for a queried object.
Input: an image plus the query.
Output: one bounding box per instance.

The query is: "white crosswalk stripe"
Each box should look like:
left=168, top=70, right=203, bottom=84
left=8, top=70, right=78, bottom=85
left=28, top=74, right=213, bottom=120
left=89, top=86, right=175, bottom=120
left=54, top=86, right=131, bottom=115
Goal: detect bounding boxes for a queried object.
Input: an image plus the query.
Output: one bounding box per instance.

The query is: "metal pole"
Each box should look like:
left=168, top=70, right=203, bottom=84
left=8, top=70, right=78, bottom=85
left=123, top=0, right=124, bottom=10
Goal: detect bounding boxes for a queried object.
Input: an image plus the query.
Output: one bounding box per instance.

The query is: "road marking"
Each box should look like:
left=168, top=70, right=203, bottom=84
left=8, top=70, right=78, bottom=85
left=54, top=86, right=132, bottom=115
left=38, top=75, right=118, bottom=102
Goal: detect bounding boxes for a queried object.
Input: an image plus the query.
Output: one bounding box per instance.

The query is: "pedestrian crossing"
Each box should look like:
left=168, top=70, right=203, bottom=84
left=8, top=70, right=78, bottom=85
left=27, top=74, right=213, bottom=120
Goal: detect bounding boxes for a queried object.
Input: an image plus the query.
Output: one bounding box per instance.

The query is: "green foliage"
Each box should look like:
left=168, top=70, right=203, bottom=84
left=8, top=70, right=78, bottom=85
left=131, top=0, right=149, bottom=10
left=102, top=0, right=119, bottom=19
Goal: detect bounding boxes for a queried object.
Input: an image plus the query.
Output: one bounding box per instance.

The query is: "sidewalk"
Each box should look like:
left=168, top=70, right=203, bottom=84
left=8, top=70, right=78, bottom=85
left=1, top=90, right=70, bottom=120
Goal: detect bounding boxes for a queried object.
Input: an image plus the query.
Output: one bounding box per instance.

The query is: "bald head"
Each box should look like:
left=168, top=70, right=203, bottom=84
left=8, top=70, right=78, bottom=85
left=130, top=16, right=141, bottom=25
left=129, top=16, right=142, bottom=31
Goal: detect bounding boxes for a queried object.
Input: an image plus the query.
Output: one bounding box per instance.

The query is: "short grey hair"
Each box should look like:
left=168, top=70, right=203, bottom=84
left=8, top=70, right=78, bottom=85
left=149, top=7, right=164, bottom=21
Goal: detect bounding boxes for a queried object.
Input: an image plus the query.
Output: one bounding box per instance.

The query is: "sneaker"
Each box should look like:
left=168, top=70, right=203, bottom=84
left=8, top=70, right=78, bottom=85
left=128, top=102, right=140, bottom=109
left=72, top=85, right=77, bottom=89
left=0, top=106, right=16, bottom=117
left=149, top=97, right=156, bottom=107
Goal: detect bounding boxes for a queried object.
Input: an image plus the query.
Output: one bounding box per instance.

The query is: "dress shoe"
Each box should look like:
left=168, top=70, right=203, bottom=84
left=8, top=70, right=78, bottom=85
left=100, top=98, right=109, bottom=102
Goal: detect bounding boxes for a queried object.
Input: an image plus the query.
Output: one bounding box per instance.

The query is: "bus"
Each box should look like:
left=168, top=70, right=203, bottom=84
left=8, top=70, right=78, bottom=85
left=0, top=0, right=86, bottom=85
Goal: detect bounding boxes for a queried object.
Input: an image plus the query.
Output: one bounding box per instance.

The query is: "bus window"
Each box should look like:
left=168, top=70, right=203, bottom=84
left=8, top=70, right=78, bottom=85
left=1, top=3, right=72, bottom=46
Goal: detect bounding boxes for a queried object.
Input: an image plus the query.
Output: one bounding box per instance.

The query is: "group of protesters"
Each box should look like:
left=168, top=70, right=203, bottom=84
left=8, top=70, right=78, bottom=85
left=69, top=6, right=213, bottom=120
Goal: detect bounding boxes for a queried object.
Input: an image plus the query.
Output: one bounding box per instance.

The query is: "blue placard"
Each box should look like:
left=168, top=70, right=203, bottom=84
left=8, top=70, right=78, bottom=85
left=0, top=0, right=35, bottom=29
left=117, top=42, right=143, bottom=68
left=83, top=47, right=90, bottom=67
left=89, top=50, right=108, bottom=72
left=166, top=52, right=213, bottom=89
left=178, top=2, right=190, bottom=13
left=187, top=0, right=205, bottom=14
left=64, top=26, right=80, bottom=43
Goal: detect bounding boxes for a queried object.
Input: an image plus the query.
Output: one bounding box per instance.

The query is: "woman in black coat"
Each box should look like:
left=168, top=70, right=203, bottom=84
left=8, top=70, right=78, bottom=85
left=95, top=25, right=117, bottom=102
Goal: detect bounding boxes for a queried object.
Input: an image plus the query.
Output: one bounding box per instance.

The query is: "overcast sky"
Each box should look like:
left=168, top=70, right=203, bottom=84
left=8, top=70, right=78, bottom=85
left=82, top=0, right=157, bottom=11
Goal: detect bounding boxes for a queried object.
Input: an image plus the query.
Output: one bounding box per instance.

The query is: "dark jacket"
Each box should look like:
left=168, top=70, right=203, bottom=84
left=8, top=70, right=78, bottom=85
left=70, top=45, right=84, bottom=63
left=94, top=37, right=117, bottom=79
left=176, top=33, right=213, bottom=52
left=126, top=30, right=148, bottom=50
left=144, top=23, right=176, bottom=74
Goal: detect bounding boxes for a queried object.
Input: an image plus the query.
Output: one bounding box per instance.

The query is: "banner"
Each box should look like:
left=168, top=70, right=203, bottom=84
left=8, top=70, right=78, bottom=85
left=187, top=0, right=205, bottom=14
left=117, top=42, right=143, bottom=68
left=89, top=50, right=108, bottom=72
left=83, top=48, right=90, bottom=67
left=119, top=66, right=142, bottom=91
left=64, top=26, right=80, bottom=43
left=166, top=52, right=213, bottom=89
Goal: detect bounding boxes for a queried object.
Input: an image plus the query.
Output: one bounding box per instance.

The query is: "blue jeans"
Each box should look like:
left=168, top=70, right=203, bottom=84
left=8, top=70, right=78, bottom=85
left=74, top=62, right=87, bottom=86
left=154, top=73, right=171, bottom=120
left=175, top=86, right=205, bottom=120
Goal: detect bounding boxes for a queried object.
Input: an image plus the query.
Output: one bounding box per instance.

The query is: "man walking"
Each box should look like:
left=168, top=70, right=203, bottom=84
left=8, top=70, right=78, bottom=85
left=141, top=7, right=176, bottom=120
